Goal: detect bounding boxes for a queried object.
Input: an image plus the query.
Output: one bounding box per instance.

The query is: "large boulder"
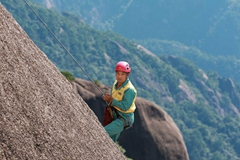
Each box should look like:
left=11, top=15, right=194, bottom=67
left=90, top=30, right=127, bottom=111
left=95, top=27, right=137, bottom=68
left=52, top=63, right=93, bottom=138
left=73, top=78, right=189, bottom=160
left=0, top=4, right=125, bottom=160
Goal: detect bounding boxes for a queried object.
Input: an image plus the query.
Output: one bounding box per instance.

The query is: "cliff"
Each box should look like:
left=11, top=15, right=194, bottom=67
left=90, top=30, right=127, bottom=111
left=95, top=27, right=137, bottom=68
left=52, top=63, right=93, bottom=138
left=0, top=3, right=125, bottom=160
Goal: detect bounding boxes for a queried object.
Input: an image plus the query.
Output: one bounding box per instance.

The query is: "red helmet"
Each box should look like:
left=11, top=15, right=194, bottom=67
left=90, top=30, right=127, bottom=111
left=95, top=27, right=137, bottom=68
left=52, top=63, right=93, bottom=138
left=115, top=61, right=131, bottom=73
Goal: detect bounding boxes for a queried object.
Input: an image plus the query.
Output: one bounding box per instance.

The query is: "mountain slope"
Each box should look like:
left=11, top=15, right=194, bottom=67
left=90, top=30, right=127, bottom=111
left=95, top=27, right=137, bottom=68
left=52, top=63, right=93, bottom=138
left=33, top=0, right=240, bottom=57
left=136, top=39, right=240, bottom=83
left=0, top=3, right=125, bottom=160
left=2, top=1, right=240, bottom=160
left=34, top=0, right=240, bottom=83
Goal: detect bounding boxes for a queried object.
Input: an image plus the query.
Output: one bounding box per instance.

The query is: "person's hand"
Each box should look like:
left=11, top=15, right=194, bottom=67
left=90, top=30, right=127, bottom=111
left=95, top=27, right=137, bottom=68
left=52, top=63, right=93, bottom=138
left=103, top=94, right=113, bottom=102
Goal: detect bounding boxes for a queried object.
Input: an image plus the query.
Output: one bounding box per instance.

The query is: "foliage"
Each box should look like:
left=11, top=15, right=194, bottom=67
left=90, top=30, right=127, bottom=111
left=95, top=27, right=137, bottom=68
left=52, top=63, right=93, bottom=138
left=165, top=101, right=240, bottom=160
left=116, top=142, right=133, bottom=160
left=61, top=71, right=75, bottom=81
left=137, top=39, right=240, bottom=83
left=31, top=0, right=240, bottom=83
left=94, top=79, right=102, bottom=87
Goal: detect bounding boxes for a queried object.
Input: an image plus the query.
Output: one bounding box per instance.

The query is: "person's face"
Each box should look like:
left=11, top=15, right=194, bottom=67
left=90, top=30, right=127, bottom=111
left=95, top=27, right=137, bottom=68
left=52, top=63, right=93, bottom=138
left=115, top=71, right=129, bottom=84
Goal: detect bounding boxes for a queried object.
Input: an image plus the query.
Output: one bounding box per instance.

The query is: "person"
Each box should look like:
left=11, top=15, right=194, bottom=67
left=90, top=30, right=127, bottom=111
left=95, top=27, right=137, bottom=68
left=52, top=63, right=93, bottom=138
left=103, top=61, right=137, bottom=142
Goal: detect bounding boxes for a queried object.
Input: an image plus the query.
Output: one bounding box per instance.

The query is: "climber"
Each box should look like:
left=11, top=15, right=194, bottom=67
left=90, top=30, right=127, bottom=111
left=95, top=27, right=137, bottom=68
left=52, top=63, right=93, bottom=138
left=102, top=61, right=137, bottom=142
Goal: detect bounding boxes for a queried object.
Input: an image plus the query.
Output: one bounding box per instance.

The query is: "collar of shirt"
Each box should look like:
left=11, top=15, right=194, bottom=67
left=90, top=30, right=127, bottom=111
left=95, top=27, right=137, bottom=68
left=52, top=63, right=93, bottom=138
left=115, top=78, right=129, bottom=89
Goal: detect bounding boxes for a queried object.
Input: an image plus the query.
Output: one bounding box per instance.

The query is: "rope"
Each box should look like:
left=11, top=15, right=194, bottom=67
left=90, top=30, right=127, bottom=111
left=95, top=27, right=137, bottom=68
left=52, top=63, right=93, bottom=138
left=22, top=0, right=105, bottom=96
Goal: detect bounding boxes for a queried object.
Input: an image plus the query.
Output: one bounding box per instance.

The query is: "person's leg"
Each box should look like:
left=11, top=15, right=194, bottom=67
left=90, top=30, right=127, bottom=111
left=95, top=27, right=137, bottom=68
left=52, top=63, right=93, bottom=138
left=104, top=118, right=124, bottom=142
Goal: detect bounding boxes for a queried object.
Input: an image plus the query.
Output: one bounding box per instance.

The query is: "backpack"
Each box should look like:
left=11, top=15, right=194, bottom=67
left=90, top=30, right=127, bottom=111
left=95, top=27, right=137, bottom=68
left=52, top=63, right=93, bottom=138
left=103, top=105, right=114, bottom=126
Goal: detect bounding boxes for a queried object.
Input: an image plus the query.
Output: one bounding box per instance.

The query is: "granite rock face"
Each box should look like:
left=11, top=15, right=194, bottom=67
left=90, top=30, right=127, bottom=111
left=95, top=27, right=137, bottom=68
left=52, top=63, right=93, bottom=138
left=0, top=4, right=125, bottom=160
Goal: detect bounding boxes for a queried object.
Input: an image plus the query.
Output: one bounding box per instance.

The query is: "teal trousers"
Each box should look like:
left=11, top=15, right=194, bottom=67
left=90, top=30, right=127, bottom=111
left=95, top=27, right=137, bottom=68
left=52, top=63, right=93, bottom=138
left=104, top=118, right=124, bottom=142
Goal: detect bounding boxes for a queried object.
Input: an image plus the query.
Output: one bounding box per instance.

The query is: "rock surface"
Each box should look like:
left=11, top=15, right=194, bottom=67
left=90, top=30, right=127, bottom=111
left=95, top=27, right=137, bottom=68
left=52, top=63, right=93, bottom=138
left=0, top=4, right=125, bottom=160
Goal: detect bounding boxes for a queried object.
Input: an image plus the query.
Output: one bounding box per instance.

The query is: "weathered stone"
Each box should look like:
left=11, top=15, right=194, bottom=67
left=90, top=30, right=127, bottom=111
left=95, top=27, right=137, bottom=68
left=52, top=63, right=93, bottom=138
left=0, top=4, right=125, bottom=160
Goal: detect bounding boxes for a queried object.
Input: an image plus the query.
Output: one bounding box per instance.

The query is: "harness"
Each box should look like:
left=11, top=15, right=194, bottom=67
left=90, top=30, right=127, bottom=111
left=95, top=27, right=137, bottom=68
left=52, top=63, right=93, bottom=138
left=112, top=107, right=132, bottom=130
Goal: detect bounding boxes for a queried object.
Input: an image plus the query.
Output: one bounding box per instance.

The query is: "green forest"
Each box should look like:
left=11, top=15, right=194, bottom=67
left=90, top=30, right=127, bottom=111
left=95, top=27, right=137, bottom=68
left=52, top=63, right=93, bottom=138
left=1, top=0, right=240, bottom=159
left=31, top=0, right=240, bottom=83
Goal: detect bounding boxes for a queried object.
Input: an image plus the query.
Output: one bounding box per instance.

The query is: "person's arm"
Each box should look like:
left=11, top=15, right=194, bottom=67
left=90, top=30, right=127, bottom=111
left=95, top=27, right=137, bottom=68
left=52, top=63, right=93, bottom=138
left=111, top=88, right=136, bottom=111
